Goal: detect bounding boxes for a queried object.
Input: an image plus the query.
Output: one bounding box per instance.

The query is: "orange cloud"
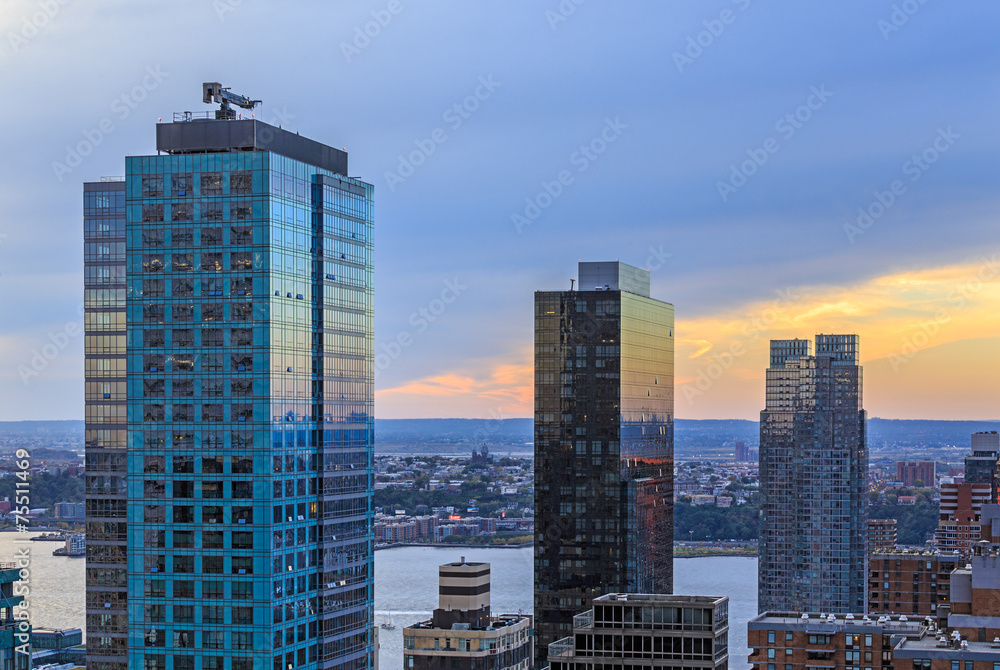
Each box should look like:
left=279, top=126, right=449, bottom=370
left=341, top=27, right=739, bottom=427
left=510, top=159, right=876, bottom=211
left=379, top=254, right=1000, bottom=420
left=377, top=362, right=532, bottom=419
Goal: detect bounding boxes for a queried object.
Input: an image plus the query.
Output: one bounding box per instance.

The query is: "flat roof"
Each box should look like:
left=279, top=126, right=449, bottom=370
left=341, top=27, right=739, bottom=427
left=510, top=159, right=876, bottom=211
left=155, top=119, right=347, bottom=175
left=595, top=593, right=727, bottom=605
left=894, top=636, right=1000, bottom=659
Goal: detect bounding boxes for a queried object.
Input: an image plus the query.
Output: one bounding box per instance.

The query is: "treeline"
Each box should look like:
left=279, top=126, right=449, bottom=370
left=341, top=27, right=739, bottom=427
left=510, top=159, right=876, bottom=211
left=374, top=486, right=531, bottom=518
left=869, top=501, right=938, bottom=545
left=0, top=471, right=84, bottom=511
left=674, top=502, right=759, bottom=541
left=675, top=499, right=939, bottom=545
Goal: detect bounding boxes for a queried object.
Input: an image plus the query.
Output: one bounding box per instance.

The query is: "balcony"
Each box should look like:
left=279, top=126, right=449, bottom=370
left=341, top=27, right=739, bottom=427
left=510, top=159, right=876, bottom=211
left=549, top=637, right=574, bottom=658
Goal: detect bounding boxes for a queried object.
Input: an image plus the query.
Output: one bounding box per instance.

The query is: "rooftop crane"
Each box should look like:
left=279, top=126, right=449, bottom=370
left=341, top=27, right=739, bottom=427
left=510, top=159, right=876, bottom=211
left=202, top=82, right=261, bottom=120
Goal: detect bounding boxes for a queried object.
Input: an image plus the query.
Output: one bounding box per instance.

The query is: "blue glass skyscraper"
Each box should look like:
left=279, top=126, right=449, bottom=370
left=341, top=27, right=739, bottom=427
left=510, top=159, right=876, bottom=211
left=122, top=117, right=374, bottom=670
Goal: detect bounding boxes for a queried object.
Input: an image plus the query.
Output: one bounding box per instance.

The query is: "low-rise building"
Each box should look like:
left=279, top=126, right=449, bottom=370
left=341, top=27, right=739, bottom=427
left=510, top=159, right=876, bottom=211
left=870, top=519, right=898, bottom=552
left=547, top=594, right=729, bottom=670
left=938, top=483, right=992, bottom=551
left=748, top=611, right=925, bottom=670
left=403, top=559, right=532, bottom=670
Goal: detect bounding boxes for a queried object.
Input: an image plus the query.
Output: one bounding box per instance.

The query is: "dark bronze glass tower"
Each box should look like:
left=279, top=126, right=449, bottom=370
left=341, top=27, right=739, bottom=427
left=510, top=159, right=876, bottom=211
left=758, top=334, right=867, bottom=614
left=533, top=261, right=674, bottom=666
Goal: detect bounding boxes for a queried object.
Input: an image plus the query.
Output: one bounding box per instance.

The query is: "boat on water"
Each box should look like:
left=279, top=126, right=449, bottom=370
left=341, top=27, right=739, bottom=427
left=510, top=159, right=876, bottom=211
left=31, top=533, right=68, bottom=542
left=380, top=613, right=395, bottom=630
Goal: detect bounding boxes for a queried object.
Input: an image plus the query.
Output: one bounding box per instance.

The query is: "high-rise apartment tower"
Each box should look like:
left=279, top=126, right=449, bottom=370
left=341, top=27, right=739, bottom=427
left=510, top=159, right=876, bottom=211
left=758, top=335, right=867, bottom=614
left=534, top=261, right=674, bottom=666
left=86, top=102, right=376, bottom=670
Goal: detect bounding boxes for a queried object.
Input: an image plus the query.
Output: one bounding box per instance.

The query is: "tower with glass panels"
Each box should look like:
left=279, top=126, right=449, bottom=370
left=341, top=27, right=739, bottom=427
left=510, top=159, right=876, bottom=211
left=758, top=334, right=867, bottom=614
left=84, top=178, right=129, bottom=670
left=123, top=118, right=374, bottom=670
left=534, top=261, right=674, bottom=667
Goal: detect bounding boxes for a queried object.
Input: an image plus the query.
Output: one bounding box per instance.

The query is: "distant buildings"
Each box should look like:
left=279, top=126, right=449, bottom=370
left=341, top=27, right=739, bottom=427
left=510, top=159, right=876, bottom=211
left=734, top=442, right=758, bottom=463
left=869, top=519, right=898, bottom=552
left=547, top=594, right=729, bottom=670
left=897, top=461, right=936, bottom=488
left=402, top=559, right=532, bottom=670
left=534, top=261, right=675, bottom=664
left=53, top=501, right=85, bottom=520
left=965, top=432, right=1000, bottom=503
left=758, top=335, right=867, bottom=614
left=937, top=482, right=991, bottom=551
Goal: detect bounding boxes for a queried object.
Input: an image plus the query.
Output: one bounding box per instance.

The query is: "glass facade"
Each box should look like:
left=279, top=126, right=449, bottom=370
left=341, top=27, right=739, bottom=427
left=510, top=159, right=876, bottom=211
left=758, top=334, right=867, bottom=614
left=534, top=265, right=674, bottom=667
left=123, top=140, right=374, bottom=670
left=84, top=180, right=129, bottom=670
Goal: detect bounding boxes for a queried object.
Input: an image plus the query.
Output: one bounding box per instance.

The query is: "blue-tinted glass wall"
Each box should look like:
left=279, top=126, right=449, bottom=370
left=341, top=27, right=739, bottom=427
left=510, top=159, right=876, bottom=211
left=125, top=149, right=374, bottom=670
left=84, top=180, right=128, bottom=670
left=758, top=334, right=867, bottom=614
left=534, top=266, right=674, bottom=667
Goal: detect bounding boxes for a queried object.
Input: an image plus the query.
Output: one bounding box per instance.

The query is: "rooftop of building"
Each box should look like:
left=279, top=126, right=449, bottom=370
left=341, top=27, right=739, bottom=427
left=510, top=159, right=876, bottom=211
left=871, top=548, right=962, bottom=558
left=593, top=593, right=727, bottom=606
left=893, top=632, right=1000, bottom=659
left=749, top=611, right=928, bottom=636
left=154, top=117, right=348, bottom=175
left=404, top=612, right=530, bottom=633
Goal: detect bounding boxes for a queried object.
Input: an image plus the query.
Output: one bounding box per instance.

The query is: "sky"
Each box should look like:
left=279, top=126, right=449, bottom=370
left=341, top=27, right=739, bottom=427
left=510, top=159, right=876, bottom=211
left=1, top=1, right=999, bottom=422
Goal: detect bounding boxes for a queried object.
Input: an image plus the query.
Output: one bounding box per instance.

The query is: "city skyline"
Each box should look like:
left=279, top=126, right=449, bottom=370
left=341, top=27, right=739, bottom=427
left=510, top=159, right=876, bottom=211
left=4, top=2, right=1000, bottom=424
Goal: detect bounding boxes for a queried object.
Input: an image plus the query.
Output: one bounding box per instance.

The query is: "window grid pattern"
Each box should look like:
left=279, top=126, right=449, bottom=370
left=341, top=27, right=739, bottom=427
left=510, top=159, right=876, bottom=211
left=85, top=180, right=129, bottom=670
left=125, top=150, right=374, bottom=670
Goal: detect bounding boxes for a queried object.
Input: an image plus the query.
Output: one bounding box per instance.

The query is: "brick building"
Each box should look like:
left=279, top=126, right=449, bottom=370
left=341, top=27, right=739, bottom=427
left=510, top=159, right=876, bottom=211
left=868, top=550, right=960, bottom=616
left=938, top=483, right=991, bottom=551
left=897, top=461, right=937, bottom=488
left=748, top=611, right=921, bottom=670
left=870, top=519, right=898, bottom=552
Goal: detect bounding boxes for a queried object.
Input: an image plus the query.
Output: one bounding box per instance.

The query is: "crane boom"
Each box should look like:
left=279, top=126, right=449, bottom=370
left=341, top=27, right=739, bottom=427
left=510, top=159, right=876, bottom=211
left=202, top=82, right=262, bottom=120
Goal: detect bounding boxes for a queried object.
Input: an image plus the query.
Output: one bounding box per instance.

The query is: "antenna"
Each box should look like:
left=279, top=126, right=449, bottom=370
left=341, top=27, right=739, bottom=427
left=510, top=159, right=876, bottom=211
left=202, top=82, right=262, bottom=120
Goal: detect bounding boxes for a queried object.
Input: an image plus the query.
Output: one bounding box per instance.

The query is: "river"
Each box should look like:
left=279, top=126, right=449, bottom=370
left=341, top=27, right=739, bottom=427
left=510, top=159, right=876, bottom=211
left=0, top=534, right=757, bottom=669
left=375, top=546, right=756, bottom=669
left=0, top=532, right=86, bottom=632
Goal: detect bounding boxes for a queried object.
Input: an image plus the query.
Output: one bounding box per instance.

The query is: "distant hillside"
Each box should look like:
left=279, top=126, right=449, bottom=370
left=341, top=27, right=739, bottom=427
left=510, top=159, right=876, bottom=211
left=2, top=418, right=997, bottom=458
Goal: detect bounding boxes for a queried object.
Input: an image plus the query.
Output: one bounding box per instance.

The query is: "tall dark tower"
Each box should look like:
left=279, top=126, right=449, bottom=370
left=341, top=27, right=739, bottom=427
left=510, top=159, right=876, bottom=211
left=758, top=334, right=867, bottom=614
left=84, top=178, right=128, bottom=670
left=534, top=261, right=674, bottom=665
